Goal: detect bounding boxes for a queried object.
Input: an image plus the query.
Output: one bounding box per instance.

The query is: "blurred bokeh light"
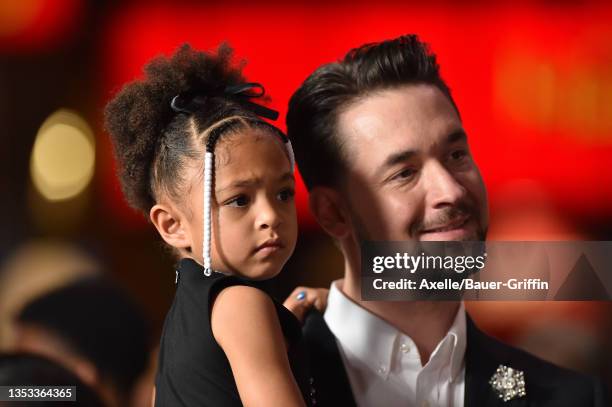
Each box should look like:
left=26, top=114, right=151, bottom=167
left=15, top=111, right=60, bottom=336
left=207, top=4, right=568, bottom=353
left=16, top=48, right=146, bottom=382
left=0, top=0, right=82, bottom=51
left=30, top=109, right=95, bottom=202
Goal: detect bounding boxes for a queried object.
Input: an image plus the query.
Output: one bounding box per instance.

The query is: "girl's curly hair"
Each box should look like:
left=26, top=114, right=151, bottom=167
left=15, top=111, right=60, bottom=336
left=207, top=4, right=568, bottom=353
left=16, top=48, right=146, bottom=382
left=105, top=43, right=266, bottom=216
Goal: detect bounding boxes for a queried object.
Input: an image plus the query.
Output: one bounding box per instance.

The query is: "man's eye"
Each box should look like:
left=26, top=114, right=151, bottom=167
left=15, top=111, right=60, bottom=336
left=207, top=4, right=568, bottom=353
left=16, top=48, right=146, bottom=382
left=450, top=149, right=468, bottom=161
left=391, top=168, right=417, bottom=182
left=225, top=195, right=250, bottom=207
left=277, top=188, right=295, bottom=202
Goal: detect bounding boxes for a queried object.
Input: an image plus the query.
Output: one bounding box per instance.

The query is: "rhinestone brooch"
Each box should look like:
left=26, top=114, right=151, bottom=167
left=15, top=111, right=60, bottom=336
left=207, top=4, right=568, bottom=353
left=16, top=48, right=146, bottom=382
left=489, top=364, right=526, bottom=402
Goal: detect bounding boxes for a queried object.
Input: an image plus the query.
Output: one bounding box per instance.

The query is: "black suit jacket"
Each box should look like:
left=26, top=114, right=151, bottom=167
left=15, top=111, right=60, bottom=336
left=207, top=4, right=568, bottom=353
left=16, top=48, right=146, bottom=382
left=303, top=310, right=608, bottom=406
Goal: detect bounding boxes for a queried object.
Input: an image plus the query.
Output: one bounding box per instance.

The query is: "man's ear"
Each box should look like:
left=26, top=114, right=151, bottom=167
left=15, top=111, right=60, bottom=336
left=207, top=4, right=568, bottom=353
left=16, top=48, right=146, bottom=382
left=309, top=187, right=351, bottom=239
left=149, top=203, right=191, bottom=250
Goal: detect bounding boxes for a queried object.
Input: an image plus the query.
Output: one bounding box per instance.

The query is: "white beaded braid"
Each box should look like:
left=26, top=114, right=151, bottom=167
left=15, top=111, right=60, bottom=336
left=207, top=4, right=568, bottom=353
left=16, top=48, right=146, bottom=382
left=201, top=134, right=294, bottom=277
left=170, top=84, right=290, bottom=277
left=202, top=151, right=214, bottom=276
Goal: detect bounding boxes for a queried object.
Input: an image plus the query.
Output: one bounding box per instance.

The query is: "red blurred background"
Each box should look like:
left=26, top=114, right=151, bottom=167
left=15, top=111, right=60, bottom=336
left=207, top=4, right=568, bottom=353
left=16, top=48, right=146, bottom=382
left=96, top=1, right=612, bottom=230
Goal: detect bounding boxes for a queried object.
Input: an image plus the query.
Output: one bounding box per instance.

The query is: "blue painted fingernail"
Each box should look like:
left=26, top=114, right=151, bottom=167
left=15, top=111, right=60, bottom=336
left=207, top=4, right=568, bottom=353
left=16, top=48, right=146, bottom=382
left=296, top=291, right=306, bottom=301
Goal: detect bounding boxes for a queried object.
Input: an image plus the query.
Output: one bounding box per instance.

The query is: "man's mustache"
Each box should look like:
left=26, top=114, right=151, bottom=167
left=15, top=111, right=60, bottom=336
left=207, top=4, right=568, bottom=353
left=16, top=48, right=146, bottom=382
left=413, top=204, right=476, bottom=235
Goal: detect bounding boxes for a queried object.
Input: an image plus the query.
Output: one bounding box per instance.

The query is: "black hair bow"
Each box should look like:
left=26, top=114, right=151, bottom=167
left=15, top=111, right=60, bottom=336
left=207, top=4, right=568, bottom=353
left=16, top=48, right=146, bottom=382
left=170, top=82, right=279, bottom=121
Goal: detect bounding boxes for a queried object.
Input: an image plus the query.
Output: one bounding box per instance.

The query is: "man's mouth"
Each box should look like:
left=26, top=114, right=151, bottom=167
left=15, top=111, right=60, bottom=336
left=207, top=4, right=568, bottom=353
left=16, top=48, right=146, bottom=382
left=421, top=214, right=470, bottom=233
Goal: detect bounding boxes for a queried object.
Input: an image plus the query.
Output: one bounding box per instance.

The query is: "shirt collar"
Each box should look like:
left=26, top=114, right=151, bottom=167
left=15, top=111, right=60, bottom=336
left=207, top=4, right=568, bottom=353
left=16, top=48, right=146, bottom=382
left=324, top=279, right=466, bottom=382
left=444, top=301, right=467, bottom=382
left=324, top=280, right=397, bottom=378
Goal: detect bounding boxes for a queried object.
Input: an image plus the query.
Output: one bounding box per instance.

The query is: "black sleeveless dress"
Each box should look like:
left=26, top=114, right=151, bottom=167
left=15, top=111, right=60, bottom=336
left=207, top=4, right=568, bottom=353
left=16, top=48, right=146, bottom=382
left=155, top=258, right=314, bottom=406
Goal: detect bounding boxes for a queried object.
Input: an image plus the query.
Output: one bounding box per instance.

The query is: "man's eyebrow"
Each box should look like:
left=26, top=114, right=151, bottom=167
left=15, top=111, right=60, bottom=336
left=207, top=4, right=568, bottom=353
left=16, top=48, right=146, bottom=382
left=375, top=130, right=468, bottom=179
left=376, top=149, right=417, bottom=178
left=447, top=129, right=467, bottom=144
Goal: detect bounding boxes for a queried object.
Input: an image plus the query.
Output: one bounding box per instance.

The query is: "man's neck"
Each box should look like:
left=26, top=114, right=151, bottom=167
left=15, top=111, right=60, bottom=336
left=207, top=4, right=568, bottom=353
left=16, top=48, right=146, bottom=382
left=342, top=269, right=460, bottom=366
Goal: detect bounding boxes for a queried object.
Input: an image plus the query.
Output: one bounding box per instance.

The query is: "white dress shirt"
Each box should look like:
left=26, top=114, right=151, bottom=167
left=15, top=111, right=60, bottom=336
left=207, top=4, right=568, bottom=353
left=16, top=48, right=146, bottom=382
left=324, top=280, right=466, bottom=407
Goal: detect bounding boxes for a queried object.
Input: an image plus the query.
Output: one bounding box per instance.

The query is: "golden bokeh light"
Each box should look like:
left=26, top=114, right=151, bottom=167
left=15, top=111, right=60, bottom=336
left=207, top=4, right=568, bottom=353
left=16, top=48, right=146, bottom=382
left=30, top=109, right=95, bottom=201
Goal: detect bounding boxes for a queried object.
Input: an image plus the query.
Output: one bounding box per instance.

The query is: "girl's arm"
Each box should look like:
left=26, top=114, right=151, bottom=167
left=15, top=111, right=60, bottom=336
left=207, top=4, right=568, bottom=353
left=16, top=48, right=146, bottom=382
left=211, top=285, right=307, bottom=407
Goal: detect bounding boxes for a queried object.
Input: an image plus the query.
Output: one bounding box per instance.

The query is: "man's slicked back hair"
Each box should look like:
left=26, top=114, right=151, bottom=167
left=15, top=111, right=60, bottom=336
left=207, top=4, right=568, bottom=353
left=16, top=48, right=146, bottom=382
left=286, top=34, right=458, bottom=190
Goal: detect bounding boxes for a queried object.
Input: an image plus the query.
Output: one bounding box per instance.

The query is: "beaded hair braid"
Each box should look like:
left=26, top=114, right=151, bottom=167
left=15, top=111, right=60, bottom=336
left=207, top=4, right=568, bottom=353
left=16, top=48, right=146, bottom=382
left=171, top=93, right=295, bottom=276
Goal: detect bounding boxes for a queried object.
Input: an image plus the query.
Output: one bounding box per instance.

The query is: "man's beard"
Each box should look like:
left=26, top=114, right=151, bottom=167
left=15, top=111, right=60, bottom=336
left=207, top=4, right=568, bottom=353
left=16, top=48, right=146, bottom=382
left=350, top=206, right=488, bottom=301
left=414, top=204, right=488, bottom=242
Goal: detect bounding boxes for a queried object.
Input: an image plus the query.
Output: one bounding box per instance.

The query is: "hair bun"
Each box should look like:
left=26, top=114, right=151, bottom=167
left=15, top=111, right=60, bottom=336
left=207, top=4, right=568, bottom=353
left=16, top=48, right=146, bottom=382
left=104, top=43, right=245, bottom=212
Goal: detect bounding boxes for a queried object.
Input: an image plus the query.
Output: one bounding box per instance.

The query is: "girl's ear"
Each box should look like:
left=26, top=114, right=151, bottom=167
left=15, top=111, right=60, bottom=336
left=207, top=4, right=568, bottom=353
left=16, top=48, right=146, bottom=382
left=308, top=187, right=351, bottom=239
left=150, top=203, right=191, bottom=250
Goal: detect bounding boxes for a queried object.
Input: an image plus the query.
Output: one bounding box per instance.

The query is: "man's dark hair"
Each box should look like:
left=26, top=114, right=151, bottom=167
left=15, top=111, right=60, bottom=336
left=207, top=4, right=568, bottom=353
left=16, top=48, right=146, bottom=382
left=0, top=353, right=105, bottom=406
left=17, top=277, right=150, bottom=402
left=286, top=34, right=458, bottom=189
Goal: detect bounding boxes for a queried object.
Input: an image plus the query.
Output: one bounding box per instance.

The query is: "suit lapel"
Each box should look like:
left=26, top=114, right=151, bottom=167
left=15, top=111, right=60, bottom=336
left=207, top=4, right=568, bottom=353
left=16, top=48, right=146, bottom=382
left=465, top=316, right=531, bottom=407
left=303, top=310, right=357, bottom=407
left=304, top=310, right=538, bottom=406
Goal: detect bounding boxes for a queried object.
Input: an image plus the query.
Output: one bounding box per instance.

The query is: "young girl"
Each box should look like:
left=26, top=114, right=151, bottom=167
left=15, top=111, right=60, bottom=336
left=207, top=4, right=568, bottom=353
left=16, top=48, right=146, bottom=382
left=105, top=44, right=314, bottom=407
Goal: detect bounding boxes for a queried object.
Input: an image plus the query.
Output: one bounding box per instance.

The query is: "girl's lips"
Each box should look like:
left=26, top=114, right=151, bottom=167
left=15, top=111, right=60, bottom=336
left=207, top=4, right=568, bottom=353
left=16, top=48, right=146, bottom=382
left=254, top=239, right=285, bottom=256
left=255, top=245, right=283, bottom=256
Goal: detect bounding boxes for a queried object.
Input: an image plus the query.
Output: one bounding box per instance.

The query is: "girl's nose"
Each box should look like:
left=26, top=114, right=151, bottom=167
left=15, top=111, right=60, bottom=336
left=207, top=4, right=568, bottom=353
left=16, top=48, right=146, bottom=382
left=257, top=200, right=282, bottom=230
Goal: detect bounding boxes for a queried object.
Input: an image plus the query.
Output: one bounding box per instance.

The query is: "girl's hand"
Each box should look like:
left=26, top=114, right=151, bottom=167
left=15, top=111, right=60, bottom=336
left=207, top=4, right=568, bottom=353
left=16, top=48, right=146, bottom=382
left=283, top=286, right=329, bottom=323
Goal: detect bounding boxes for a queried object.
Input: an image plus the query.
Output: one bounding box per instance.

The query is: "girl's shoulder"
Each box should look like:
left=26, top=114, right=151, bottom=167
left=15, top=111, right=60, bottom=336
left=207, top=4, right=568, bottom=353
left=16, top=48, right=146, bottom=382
left=175, top=257, right=301, bottom=344
left=210, top=284, right=288, bottom=353
left=210, top=283, right=302, bottom=347
left=211, top=285, right=277, bottom=330
left=176, top=257, right=262, bottom=298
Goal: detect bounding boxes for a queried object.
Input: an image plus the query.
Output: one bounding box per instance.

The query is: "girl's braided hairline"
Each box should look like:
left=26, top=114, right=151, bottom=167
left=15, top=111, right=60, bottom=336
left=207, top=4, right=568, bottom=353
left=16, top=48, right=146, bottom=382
left=104, top=43, right=281, bottom=216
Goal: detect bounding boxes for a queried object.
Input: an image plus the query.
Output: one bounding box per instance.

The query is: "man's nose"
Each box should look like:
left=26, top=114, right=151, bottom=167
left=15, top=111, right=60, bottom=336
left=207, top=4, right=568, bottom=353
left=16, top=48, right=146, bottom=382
left=423, top=160, right=466, bottom=208
left=256, top=199, right=282, bottom=230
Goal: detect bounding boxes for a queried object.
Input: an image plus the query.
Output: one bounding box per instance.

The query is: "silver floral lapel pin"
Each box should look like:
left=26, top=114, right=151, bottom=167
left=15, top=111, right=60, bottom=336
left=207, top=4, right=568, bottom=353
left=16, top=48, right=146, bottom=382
left=489, top=364, right=527, bottom=402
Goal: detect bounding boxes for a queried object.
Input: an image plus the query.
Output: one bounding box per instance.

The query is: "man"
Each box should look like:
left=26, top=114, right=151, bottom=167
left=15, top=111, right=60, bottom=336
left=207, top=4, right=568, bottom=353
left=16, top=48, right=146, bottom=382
left=14, top=277, right=151, bottom=407
left=0, top=353, right=105, bottom=406
left=285, top=34, right=607, bottom=406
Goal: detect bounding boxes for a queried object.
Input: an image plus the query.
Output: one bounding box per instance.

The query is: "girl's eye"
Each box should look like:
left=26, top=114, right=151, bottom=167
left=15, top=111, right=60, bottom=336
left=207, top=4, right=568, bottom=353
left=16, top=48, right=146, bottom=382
left=277, top=188, right=295, bottom=202
left=225, top=195, right=250, bottom=207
